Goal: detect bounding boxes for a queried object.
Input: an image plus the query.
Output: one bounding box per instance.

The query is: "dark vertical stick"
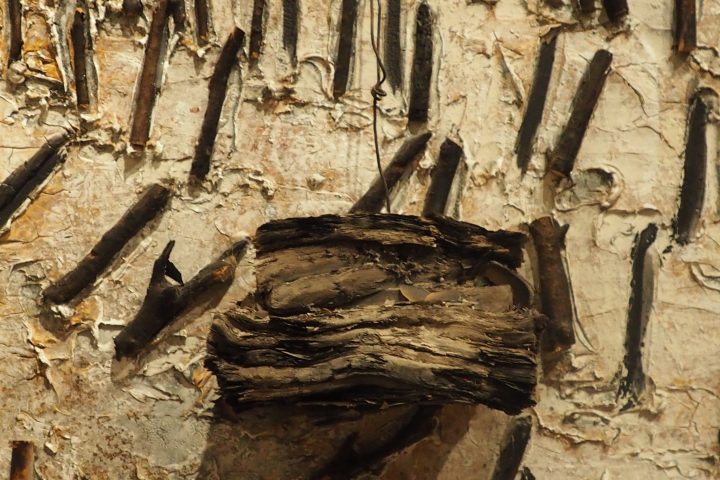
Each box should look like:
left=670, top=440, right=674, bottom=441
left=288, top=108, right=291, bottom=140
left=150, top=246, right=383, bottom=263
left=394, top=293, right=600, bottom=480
left=333, top=0, right=359, bottom=100
left=8, top=0, right=23, bottom=64
left=577, top=0, right=595, bottom=13
left=129, top=0, right=171, bottom=146
left=422, top=138, right=463, bottom=217
left=195, top=0, right=210, bottom=44
left=123, top=0, right=144, bottom=16
left=283, top=0, right=299, bottom=65
left=529, top=217, right=575, bottom=353
left=71, top=5, right=91, bottom=109
left=674, top=92, right=709, bottom=245
left=351, top=132, right=432, bottom=213
left=43, top=184, right=172, bottom=304
left=190, top=28, right=245, bottom=181
left=490, top=416, right=532, bottom=480
left=170, top=0, right=187, bottom=32
left=674, top=0, right=697, bottom=53
left=249, top=0, right=267, bottom=69
left=618, top=223, right=657, bottom=409
left=9, top=441, right=34, bottom=480
left=549, top=50, right=612, bottom=177
left=515, top=32, right=558, bottom=173
left=384, top=0, right=403, bottom=92
left=601, top=0, right=629, bottom=23
left=408, top=1, right=433, bottom=124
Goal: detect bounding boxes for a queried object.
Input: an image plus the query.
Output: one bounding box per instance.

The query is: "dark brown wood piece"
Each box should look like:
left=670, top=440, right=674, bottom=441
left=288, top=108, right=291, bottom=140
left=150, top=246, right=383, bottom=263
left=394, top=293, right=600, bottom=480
left=8, top=0, right=23, bottom=65
left=601, top=0, right=628, bottom=22
left=43, top=184, right=171, bottom=304
left=282, top=0, right=299, bottom=65
left=548, top=50, right=612, bottom=177
left=333, top=0, right=359, bottom=100
left=248, top=0, right=267, bottom=69
left=194, top=0, right=210, bottom=43
left=10, top=441, right=34, bottom=480
left=190, top=28, right=245, bottom=181
left=129, top=0, right=171, bottom=146
left=70, top=4, right=91, bottom=109
left=384, top=0, right=403, bottom=92
left=408, top=1, right=433, bottom=124
left=490, top=416, right=532, bottom=480
left=529, top=216, right=575, bottom=353
left=351, top=132, right=432, bottom=213
left=577, top=0, right=595, bottom=13
left=422, top=138, right=463, bottom=217
left=674, top=0, right=697, bottom=53
left=114, top=239, right=248, bottom=359
left=123, top=0, right=144, bottom=16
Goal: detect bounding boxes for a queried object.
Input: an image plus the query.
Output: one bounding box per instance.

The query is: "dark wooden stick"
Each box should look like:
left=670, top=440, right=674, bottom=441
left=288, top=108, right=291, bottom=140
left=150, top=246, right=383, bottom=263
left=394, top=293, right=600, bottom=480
left=618, top=223, right=657, bottom=410
left=422, top=138, right=463, bottom=217
left=408, top=1, right=433, bottom=124
left=516, top=32, right=558, bottom=173
left=490, top=416, right=532, bottom=480
left=43, top=184, right=171, bottom=304
left=129, top=0, right=171, bottom=146
left=674, top=91, right=709, bottom=245
left=248, top=0, right=267, bottom=69
left=0, top=132, right=70, bottom=229
left=601, top=0, right=628, bottom=22
left=529, top=216, right=575, bottom=353
left=577, top=0, right=595, bottom=13
left=8, top=0, right=23, bottom=65
left=114, top=239, right=248, bottom=359
left=333, top=0, right=359, bottom=100
left=194, top=0, right=210, bottom=43
left=384, top=0, right=403, bottom=92
left=548, top=50, right=612, bottom=177
left=123, top=0, right=144, bottom=16
left=70, top=4, right=91, bottom=109
left=190, top=28, right=245, bottom=181
left=282, top=0, right=299, bottom=66
left=674, top=0, right=696, bottom=53
left=9, top=441, right=34, bottom=480
left=350, top=132, right=432, bottom=213
left=521, top=467, right=536, bottom=480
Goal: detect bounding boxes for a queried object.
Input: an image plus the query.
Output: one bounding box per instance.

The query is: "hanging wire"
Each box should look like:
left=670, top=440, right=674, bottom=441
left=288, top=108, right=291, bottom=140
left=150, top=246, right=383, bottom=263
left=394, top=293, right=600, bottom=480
left=369, top=0, right=392, bottom=213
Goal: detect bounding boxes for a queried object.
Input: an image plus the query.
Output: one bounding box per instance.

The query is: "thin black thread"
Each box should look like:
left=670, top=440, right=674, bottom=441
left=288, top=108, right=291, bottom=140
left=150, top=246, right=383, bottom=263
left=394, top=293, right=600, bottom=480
left=369, top=0, right=391, bottom=213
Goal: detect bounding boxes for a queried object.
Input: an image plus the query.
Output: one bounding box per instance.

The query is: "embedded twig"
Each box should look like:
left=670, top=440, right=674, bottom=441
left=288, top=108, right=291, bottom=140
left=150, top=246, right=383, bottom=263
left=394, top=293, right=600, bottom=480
left=333, top=0, right=359, bottom=100
left=123, top=0, right=144, bottom=16
left=43, top=184, right=171, bottom=304
left=601, top=0, right=628, bottom=23
left=248, top=0, right=267, bottom=69
left=490, top=416, right=532, bottom=480
left=521, top=467, right=536, bottom=480
left=8, top=0, right=23, bottom=65
left=674, top=0, right=696, bottom=53
left=114, top=239, right=248, bottom=359
left=548, top=50, right=612, bottom=177
left=577, top=0, right=595, bottom=13
left=0, top=132, right=70, bottom=229
left=674, top=91, right=710, bottom=245
left=195, top=0, right=210, bottom=43
left=384, top=0, right=403, bottom=92
left=190, top=28, right=245, bottom=181
left=282, top=0, right=299, bottom=65
left=618, top=223, right=657, bottom=409
left=408, top=1, right=433, bottom=124
left=350, top=132, right=432, bottom=213
left=516, top=31, right=558, bottom=173
left=70, top=3, right=92, bottom=109
left=129, top=0, right=172, bottom=146
left=9, top=441, right=34, bottom=480
left=422, top=138, right=463, bottom=217
left=529, top=216, right=575, bottom=353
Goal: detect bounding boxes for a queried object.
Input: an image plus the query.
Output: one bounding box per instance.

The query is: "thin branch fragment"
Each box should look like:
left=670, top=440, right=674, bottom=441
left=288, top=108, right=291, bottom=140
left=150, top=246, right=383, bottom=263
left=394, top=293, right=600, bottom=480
left=516, top=32, right=557, bottom=173
left=618, top=223, right=657, bottom=409
left=333, top=0, right=359, bottom=100
left=43, top=184, right=171, bottom=304
left=529, top=217, right=575, bottom=353
left=408, top=1, right=433, bottom=124
left=384, top=0, right=403, bottom=92
left=282, top=0, right=299, bottom=65
left=549, top=50, right=612, bottom=177
left=10, top=441, right=34, bottom=480
left=249, top=0, right=267, bottom=69
left=190, top=28, right=245, bottom=181
left=422, top=138, right=463, bottom=217
left=674, top=0, right=696, bottom=53
left=114, top=239, right=248, bottom=359
left=70, top=4, right=92, bottom=109
left=123, top=0, right=144, bottom=16
left=0, top=132, right=70, bottom=229
left=351, top=132, right=432, bottom=213
left=601, top=0, right=628, bottom=23
left=8, top=0, right=23, bottom=65
left=195, top=0, right=210, bottom=43
left=490, top=416, right=532, bottom=480
left=129, top=0, right=171, bottom=146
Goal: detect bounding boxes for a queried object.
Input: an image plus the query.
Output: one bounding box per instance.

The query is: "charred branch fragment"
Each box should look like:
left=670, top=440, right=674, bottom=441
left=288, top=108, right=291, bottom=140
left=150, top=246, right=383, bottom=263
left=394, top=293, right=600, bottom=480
left=674, top=91, right=710, bottom=244
left=351, top=132, right=432, bottom=213
left=490, top=416, right=532, bottom=480
left=516, top=32, right=558, bottom=173
left=674, top=0, right=696, bottom=53
left=129, top=0, right=172, bottom=146
left=123, top=0, right=144, bottom=16
left=43, top=184, right=171, bottom=304
left=249, top=0, right=267, bottom=69
left=9, top=441, right=34, bottom=480
left=601, top=0, right=628, bottom=23
left=8, top=0, right=23, bottom=65
left=529, top=216, right=575, bottom=353
left=408, top=1, right=433, bottom=124
left=114, top=239, right=248, bottom=359
left=282, top=0, right=299, bottom=65
left=0, top=132, right=70, bottom=229
left=190, top=28, right=245, bottom=181
left=333, top=0, right=359, bottom=100
left=70, top=4, right=92, bottom=109
left=422, top=138, right=463, bottom=217
left=618, top=223, right=657, bottom=409
left=194, top=0, right=210, bottom=43
left=384, top=0, right=403, bottom=92
left=549, top=50, right=612, bottom=177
